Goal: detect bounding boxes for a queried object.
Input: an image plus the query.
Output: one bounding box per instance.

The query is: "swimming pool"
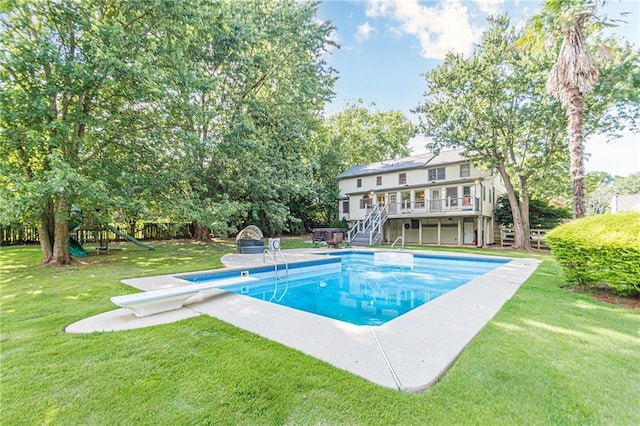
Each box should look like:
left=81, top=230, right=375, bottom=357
left=183, top=251, right=508, bottom=326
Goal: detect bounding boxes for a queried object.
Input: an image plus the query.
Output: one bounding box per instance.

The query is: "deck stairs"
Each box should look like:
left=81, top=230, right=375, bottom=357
left=347, top=203, right=388, bottom=247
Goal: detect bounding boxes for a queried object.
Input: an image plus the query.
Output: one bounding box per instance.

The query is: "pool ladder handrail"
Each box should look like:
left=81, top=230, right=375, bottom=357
left=262, top=248, right=289, bottom=279
left=391, top=236, right=404, bottom=250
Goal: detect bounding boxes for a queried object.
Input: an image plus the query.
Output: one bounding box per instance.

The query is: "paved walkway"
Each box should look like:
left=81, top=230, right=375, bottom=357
left=66, top=248, right=541, bottom=392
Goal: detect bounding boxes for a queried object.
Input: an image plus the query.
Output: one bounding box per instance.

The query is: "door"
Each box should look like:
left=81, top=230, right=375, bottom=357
left=388, top=193, right=397, bottom=214
left=431, top=190, right=441, bottom=211
left=463, top=220, right=475, bottom=244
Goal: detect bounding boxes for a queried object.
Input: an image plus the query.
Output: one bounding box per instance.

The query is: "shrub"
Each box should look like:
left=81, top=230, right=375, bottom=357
left=495, top=194, right=572, bottom=228
left=546, top=212, right=640, bottom=296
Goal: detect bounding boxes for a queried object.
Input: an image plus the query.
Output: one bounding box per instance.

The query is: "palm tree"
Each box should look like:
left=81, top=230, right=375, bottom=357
left=546, top=5, right=599, bottom=218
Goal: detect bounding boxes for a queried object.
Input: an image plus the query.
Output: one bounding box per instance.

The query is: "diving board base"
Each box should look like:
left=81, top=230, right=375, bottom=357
left=111, top=276, right=258, bottom=317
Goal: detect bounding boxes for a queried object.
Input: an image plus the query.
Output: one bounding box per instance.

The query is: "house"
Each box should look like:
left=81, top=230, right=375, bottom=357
left=610, top=193, right=640, bottom=213
left=337, top=149, right=505, bottom=247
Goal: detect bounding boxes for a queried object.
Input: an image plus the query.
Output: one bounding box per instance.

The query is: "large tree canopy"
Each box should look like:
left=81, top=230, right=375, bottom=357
left=1, top=0, right=194, bottom=263
left=0, top=0, right=337, bottom=262
left=158, top=0, right=337, bottom=238
left=416, top=16, right=567, bottom=250
left=308, top=102, right=416, bottom=226
left=524, top=0, right=640, bottom=218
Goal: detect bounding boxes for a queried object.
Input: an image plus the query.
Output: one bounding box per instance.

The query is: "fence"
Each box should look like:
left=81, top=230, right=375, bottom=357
left=500, top=227, right=549, bottom=249
left=1, top=223, right=193, bottom=246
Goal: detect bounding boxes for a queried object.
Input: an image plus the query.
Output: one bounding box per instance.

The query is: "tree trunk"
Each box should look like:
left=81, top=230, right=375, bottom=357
left=48, top=195, right=72, bottom=265
left=497, top=166, right=531, bottom=250
left=129, top=220, right=137, bottom=239
left=193, top=223, right=212, bottom=242
left=38, top=199, right=55, bottom=263
left=518, top=176, right=532, bottom=248
left=566, top=87, right=587, bottom=218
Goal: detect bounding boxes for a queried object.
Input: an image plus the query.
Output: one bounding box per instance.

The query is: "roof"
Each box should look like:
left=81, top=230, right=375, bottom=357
left=336, top=149, right=466, bottom=179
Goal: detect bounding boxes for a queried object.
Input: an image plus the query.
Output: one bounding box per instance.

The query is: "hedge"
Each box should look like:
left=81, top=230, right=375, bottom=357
left=545, top=212, right=640, bottom=296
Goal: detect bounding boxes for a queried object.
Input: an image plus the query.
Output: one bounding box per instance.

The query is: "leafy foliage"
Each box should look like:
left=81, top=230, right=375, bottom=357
left=495, top=194, right=571, bottom=228
left=0, top=0, right=339, bottom=258
left=546, top=212, right=640, bottom=295
left=523, top=0, right=640, bottom=218
left=308, top=101, right=416, bottom=226
left=416, top=16, right=567, bottom=249
left=615, top=172, right=640, bottom=194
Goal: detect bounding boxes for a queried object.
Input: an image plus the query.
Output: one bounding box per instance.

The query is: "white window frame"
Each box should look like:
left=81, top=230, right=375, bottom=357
left=428, top=167, right=445, bottom=181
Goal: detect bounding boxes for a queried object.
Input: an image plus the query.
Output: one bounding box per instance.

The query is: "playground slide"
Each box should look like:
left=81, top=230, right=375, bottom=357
left=69, top=236, right=89, bottom=258
left=106, top=225, right=155, bottom=250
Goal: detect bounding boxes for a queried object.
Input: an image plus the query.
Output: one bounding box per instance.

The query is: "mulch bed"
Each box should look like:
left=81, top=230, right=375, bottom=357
left=566, top=286, right=640, bottom=311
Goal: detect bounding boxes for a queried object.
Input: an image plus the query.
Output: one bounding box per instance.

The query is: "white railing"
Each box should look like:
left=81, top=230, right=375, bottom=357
left=389, top=197, right=480, bottom=214
left=346, top=203, right=388, bottom=246
left=368, top=204, right=387, bottom=245
left=263, top=248, right=288, bottom=278
left=391, top=236, right=404, bottom=250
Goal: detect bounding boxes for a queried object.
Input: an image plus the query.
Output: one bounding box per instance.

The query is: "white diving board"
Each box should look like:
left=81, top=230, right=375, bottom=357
left=111, top=276, right=258, bottom=317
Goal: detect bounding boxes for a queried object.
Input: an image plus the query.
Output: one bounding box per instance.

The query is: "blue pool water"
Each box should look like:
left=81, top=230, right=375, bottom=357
left=183, top=252, right=508, bottom=326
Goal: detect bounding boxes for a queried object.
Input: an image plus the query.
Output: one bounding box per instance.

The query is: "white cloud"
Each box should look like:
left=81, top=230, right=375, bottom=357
left=387, top=25, right=404, bottom=38
left=355, top=22, right=375, bottom=43
left=365, top=0, right=484, bottom=59
left=474, top=0, right=504, bottom=16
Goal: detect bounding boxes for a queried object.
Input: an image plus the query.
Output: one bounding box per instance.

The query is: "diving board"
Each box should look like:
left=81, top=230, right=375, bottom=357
left=111, top=276, right=258, bottom=317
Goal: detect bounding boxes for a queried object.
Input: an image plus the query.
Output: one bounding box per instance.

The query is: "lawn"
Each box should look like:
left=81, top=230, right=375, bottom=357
left=1, top=238, right=638, bottom=425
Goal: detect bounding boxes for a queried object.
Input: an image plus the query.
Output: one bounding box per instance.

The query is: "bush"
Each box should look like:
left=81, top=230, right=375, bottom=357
left=546, top=212, right=640, bottom=296
left=328, top=217, right=348, bottom=230
left=495, top=195, right=572, bottom=228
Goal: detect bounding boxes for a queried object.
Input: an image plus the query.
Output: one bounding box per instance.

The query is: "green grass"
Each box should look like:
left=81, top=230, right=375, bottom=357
left=2, top=239, right=639, bottom=425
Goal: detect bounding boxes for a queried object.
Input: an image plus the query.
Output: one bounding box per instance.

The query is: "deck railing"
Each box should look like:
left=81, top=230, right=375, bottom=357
left=387, top=197, right=479, bottom=215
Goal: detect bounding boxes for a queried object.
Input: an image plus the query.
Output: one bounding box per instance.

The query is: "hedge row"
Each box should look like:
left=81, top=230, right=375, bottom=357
left=546, top=212, right=640, bottom=296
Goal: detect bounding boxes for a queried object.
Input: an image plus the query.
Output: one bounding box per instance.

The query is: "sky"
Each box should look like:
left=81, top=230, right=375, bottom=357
left=316, top=0, right=640, bottom=177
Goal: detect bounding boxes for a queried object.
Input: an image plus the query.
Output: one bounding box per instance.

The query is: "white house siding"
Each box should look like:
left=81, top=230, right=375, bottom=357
left=337, top=149, right=504, bottom=247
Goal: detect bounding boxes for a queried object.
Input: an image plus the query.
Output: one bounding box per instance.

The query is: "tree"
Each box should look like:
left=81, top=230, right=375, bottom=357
left=583, top=171, right=614, bottom=214
left=495, top=195, right=572, bottom=229
left=415, top=16, right=567, bottom=250
left=526, top=0, right=640, bottom=218
left=1, top=0, right=192, bottom=264
left=175, top=0, right=337, bottom=237
left=615, top=172, right=640, bottom=194
left=546, top=2, right=599, bottom=218
left=309, top=102, right=416, bottom=225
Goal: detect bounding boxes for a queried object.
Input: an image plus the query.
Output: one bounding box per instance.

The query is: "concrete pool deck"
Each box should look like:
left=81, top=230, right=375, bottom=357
left=66, top=248, right=541, bottom=392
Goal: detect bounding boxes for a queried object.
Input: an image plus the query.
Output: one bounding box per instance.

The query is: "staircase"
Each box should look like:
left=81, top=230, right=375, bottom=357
left=350, top=230, right=375, bottom=246
left=347, top=204, right=388, bottom=247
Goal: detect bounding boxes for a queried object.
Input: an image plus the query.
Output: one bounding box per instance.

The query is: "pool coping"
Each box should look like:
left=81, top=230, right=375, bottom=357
left=69, top=248, right=541, bottom=392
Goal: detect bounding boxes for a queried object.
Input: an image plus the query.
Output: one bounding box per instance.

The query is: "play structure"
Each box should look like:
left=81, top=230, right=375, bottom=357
left=69, top=206, right=89, bottom=258
left=68, top=206, right=155, bottom=257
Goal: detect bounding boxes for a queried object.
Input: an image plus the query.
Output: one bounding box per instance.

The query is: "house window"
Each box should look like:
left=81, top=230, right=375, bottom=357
left=399, top=173, right=406, bottom=185
left=463, top=186, right=472, bottom=208
left=356, top=178, right=362, bottom=188
left=411, top=219, right=419, bottom=229
left=415, top=190, right=425, bottom=208
left=400, top=192, right=411, bottom=209
left=376, top=176, right=382, bottom=186
left=342, top=201, right=350, bottom=214
left=460, top=164, right=470, bottom=177
left=446, top=187, right=458, bottom=206
left=428, top=167, right=445, bottom=181
left=360, top=194, right=372, bottom=209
